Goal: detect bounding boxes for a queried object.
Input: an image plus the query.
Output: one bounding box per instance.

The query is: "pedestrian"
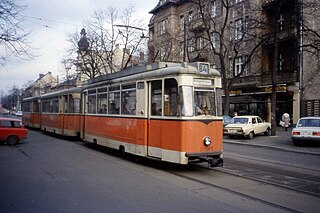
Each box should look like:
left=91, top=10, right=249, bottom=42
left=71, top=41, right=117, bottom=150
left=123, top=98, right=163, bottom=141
left=281, top=112, right=290, bottom=131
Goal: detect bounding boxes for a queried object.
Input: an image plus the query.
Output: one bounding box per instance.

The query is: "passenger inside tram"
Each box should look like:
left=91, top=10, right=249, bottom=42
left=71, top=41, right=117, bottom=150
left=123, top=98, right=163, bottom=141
left=99, top=104, right=107, bottom=114
left=151, top=103, right=161, bottom=116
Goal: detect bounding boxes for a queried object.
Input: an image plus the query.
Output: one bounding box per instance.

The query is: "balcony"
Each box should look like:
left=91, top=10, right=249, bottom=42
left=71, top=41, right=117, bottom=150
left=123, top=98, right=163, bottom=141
left=260, top=70, right=298, bottom=85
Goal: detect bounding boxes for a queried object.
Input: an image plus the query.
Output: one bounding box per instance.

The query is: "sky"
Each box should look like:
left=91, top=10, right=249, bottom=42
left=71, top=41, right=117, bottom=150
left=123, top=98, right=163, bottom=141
left=0, top=0, right=158, bottom=94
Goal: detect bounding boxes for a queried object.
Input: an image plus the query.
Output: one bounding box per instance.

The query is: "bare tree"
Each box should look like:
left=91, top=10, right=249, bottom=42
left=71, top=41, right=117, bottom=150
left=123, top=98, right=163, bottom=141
left=187, top=0, right=271, bottom=115
left=66, top=4, right=147, bottom=82
left=0, top=0, right=31, bottom=65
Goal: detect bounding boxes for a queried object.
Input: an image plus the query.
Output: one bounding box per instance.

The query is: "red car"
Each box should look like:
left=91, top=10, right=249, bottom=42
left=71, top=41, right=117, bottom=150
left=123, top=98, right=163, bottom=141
left=0, top=117, right=28, bottom=145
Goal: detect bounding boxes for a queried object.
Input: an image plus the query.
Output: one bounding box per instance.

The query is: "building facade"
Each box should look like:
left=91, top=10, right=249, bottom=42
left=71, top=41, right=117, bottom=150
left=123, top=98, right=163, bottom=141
left=25, top=72, right=58, bottom=97
left=148, top=0, right=319, bottom=124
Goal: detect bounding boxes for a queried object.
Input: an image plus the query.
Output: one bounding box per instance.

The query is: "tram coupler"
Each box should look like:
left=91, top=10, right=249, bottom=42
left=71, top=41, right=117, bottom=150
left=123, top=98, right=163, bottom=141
left=208, top=158, right=223, bottom=168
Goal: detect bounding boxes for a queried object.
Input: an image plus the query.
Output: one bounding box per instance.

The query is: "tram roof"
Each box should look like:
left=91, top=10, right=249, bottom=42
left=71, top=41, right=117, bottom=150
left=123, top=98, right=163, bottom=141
left=86, top=61, right=220, bottom=88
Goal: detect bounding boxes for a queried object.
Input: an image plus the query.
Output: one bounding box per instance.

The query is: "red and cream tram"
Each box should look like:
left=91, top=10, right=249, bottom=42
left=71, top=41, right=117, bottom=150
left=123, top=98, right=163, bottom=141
left=21, top=96, right=41, bottom=129
left=81, top=62, right=223, bottom=167
left=40, top=87, right=82, bottom=136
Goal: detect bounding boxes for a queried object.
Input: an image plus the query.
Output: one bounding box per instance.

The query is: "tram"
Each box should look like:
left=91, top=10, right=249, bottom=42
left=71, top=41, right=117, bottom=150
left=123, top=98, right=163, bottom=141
left=21, top=96, right=41, bottom=129
left=81, top=62, right=223, bottom=167
left=40, top=87, right=82, bottom=136
left=22, top=62, right=223, bottom=167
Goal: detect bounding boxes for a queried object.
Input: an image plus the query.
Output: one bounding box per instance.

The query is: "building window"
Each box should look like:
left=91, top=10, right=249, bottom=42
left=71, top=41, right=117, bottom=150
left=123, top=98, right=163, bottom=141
left=235, top=56, right=249, bottom=76
left=278, top=53, right=284, bottom=72
left=180, top=15, right=185, bottom=32
left=198, top=37, right=205, bottom=49
left=235, top=18, right=243, bottom=40
left=278, top=13, right=284, bottom=31
left=188, top=11, right=193, bottom=22
left=211, top=32, right=216, bottom=49
left=212, top=0, right=216, bottom=17
left=229, top=56, right=249, bottom=77
left=158, top=18, right=168, bottom=35
left=180, top=42, right=185, bottom=58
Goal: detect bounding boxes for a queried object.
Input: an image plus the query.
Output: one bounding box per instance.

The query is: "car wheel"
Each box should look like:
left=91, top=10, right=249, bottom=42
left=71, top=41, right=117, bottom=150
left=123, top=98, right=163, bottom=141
left=264, top=128, right=271, bottom=136
left=247, top=132, right=254, bottom=139
left=7, top=135, right=18, bottom=145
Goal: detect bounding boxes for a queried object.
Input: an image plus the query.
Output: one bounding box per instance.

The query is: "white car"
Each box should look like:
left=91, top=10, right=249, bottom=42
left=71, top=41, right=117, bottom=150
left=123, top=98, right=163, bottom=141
left=292, top=117, right=320, bottom=146
left=15, top=111, right=23, bottom=117
left=223, top=115, right=271, bottom=139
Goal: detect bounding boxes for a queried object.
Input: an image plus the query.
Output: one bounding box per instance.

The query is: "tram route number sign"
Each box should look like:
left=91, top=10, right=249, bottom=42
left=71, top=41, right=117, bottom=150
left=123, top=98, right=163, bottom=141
left=199, top=63, right=209, bottom=74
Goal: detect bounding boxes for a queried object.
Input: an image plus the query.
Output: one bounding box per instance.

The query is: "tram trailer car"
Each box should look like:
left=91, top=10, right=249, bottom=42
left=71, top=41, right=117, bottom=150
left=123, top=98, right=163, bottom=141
left=40, top=87, right=82, bottom=137
left=81, top=62, right=223, bottom=167
left=22, top=96, right=42, bottom=129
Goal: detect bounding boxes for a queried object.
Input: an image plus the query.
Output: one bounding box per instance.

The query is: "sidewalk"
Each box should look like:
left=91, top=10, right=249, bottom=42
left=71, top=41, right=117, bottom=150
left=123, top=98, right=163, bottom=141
left=223, top=127, right=320, bottom=155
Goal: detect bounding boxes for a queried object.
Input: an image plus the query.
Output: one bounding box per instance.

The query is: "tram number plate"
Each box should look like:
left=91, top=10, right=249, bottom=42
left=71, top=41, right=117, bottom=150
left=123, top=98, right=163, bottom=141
left=200, top=147, right=214, bottom=151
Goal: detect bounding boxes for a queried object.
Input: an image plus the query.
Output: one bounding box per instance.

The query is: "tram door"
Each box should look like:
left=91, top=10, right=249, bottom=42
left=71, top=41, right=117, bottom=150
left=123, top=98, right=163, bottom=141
left=147, top=80, right=163, bottom=159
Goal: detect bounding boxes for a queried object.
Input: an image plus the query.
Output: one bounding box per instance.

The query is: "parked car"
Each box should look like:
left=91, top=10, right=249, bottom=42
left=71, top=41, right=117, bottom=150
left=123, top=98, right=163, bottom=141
left=222, top=115, right=232, bottom=127
left=15, top=111, right=23, bottom=117
left=0, top=117, right=28, bottom=145
left=291, top=117, right=320, bottom=146
left=223, top=115, right=271, bottom=139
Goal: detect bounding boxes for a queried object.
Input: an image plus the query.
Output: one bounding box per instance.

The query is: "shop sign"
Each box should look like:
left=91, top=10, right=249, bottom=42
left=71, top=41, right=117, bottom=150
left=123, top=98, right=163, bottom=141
left=265, top=85, right=286, bottom=93
left=229, top=89, right=242, bottom=95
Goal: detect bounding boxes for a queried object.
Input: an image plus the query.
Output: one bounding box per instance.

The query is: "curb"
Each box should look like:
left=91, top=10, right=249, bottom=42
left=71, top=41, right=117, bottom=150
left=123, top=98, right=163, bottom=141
left=223, top=139, right=320, bottom=156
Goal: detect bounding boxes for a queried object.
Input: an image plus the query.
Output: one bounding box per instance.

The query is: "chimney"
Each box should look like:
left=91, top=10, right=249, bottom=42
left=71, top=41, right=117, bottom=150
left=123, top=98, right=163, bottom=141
left=39, top=74, right=44, bottom=79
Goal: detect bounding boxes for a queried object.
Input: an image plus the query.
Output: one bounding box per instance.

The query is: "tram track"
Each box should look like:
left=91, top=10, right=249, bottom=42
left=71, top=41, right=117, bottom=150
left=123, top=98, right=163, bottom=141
left=167, top=169, right=302, bottom=213
left=216, top=154, right=320, bottom=197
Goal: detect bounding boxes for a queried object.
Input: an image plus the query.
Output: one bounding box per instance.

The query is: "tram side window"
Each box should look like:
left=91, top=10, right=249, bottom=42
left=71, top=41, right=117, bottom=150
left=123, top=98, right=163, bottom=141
left=68, top=94, right=81, bottom=113
left=98, top=90, right=108, bottom=114
left=164, top=79, right=179, bottom=116
left=151, top=80, right=162, bottom=116
left=52, top=99, right=59, bottom=113
left=33, top=101, right=40, bottom=113
left=64, top=95, right=68, bottom=113
left=22, top=101, right=30, bottom=112
left=194, top=89, right=216, bottom=116
left=88, top=90, right=97, bottom=114
left=121, top=84, right=136, bottom=115
left=109, top=86, right=120, bottom=115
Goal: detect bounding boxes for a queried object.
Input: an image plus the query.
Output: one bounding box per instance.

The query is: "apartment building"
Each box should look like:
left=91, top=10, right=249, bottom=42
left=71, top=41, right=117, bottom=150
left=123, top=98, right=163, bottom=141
left=148, top=0, right=319, bottom=123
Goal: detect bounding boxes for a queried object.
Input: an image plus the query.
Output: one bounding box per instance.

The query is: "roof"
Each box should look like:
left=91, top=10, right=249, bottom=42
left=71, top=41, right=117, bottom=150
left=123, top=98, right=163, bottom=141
left=0, top=117, right=21, bottom=122
left=149, top=0, right=179, bottom=14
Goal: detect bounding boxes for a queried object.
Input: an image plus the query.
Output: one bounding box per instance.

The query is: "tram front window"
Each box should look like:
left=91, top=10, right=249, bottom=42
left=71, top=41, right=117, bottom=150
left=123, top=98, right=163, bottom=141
left=194, top=90, right=216, bottom=116
left=179, top=86, right=216, bottom=117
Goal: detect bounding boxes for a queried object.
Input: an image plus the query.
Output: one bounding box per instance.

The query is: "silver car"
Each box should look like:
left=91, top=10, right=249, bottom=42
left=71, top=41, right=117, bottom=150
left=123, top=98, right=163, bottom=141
left=292, top=117, right=320, bottom=145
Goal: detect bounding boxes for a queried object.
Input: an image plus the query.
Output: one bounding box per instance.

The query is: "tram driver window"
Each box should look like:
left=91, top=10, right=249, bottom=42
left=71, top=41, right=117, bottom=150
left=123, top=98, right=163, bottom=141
left=194, top=89, right=216, bottom=116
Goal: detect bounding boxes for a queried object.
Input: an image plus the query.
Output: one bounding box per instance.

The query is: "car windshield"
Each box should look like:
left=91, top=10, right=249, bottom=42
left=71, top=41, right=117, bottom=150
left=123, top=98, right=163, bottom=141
left=231, top=117, right=248, bottom=124
left=297, top=119, right=320, bottom=127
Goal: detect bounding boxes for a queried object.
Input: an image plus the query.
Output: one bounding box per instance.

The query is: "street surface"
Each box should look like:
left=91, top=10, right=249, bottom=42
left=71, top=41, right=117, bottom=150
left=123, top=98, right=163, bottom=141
left=0, top=127, right=319, bottom=213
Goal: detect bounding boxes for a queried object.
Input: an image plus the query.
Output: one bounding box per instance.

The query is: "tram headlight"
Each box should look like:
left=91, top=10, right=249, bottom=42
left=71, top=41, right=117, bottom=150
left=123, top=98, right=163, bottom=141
left=204, top=136, right=211, bottom=146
